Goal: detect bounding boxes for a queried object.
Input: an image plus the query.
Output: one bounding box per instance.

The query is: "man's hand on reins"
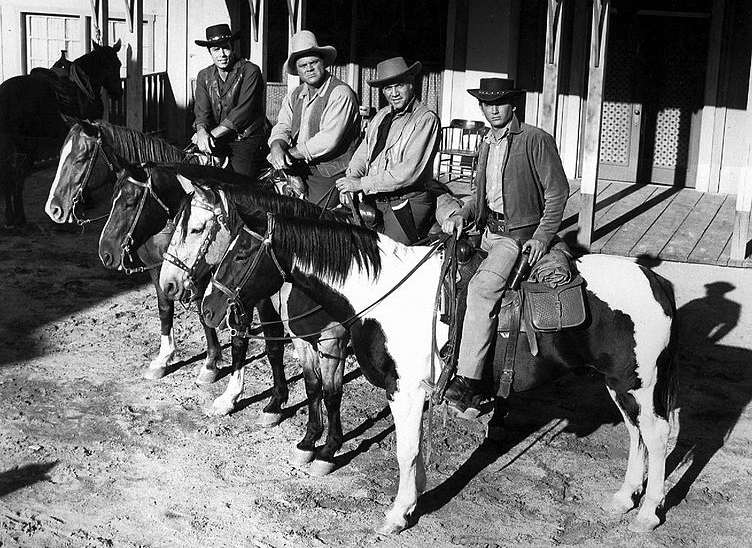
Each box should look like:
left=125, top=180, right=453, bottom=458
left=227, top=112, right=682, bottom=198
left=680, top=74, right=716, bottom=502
left=441, top=214, right=464, bottom=240
left=268, top=141, right=294, bottom=171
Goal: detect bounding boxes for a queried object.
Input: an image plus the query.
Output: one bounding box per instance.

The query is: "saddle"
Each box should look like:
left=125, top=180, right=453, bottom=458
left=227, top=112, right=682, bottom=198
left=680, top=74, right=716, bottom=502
left=438, top=237, right=587, bottom=401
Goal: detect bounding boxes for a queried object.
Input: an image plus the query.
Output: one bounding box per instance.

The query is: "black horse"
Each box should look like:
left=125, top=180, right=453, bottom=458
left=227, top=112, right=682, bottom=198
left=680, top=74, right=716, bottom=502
left=0, top=40, right=123, bottom=228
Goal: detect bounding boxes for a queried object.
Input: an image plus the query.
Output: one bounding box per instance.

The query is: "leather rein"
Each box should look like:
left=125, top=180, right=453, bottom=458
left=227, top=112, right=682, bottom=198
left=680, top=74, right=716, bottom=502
left=210, top=212, right=450, bottom=342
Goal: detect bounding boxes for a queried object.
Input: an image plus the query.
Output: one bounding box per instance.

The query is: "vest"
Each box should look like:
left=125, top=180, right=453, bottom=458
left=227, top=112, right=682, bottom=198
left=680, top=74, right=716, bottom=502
left=290, top=76, right=360, bottom=178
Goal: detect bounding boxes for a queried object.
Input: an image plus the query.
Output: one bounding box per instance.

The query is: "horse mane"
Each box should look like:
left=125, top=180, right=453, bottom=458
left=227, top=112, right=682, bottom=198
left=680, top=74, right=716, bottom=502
left=274, top=215, right=382, bottom=284
left=95, top=120, right=185, bottom=164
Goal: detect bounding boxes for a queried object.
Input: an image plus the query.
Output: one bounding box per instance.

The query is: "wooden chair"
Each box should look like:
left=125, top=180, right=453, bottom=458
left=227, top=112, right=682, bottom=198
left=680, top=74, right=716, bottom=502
left=437, top=119, right=486, bottom=184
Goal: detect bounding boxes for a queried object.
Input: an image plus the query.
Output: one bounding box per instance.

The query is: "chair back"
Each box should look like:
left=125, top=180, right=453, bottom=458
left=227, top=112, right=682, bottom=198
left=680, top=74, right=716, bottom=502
left=441, top=119, right=486, bottom=153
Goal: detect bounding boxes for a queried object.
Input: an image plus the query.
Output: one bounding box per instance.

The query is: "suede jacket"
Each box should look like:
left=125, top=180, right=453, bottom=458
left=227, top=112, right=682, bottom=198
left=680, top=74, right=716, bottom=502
left=458, top=115, right=569, bottom=247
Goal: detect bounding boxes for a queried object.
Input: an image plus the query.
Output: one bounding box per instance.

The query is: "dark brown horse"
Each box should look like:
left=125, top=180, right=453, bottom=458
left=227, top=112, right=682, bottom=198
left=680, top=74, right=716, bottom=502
left=0, top=41, right=123, bottom=228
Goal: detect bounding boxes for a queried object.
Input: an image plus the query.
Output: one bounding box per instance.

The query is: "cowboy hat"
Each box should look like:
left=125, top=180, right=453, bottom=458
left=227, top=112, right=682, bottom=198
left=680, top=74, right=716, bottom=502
left=467, top=78, right=525, bottom=104
left=195, top=24, right=240, bottom=47
left=367, top=57, right=422, bottom=87
left=286, top=31, right=337, bottom=75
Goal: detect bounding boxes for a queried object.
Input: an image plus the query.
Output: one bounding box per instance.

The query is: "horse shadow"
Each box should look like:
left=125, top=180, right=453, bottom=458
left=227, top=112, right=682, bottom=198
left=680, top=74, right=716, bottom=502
left=664, top=281, right=752, bottom=510
left=0, top=461, right=58, bottom=497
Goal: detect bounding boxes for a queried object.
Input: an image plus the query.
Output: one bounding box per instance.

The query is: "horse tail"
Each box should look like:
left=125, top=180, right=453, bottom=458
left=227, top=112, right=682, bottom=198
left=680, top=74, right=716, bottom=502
left=651, top=270, right=679, bottom=421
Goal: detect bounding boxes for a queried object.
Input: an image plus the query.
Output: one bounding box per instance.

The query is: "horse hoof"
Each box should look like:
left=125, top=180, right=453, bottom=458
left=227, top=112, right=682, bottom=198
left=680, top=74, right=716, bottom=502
left=309, top=459, right=336, bottom=476
left=486, top=424, right=506, bottom=441
left=195, top=367, right=220, bottom=385
left=207, top=401, right=234, bottom=417
left=374, top=520, right=405, bottom=536
left=628, top=515, right=660, bottom=533
left=290, top=448, right=315, bottom=466
left=602, top=493, right=636, bottom=515
left=259, top=412, right=282, bottom=428
left=143, top=366, right=168, bottom=380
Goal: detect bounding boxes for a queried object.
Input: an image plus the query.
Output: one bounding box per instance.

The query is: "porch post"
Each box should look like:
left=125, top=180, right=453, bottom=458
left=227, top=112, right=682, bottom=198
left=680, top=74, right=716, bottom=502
left=124, top=0, right=144, bottom=131
left=577, top=0, right=610, bottom=248
left=731, top=145, right=752, bottom=264
left=248, top=0, right=268, bottom=76
left=539, top=0, right=563, bottom=135
left=166, top=0, right=188, bottom=142
left=346, top=0, right=359, bottom=92
left=286, top=0, right=306, bottom=91
left=96, top=0, right=110, bottom=46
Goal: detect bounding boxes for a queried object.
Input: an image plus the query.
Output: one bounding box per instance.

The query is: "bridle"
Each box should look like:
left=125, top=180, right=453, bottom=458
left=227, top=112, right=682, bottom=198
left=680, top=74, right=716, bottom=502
left=209, top=213, right=287, bottom=326
left=162, top=191, right=231, bottom=297
left=71, top=132, right=118, bottom=226
left=119, top=170, right=171, bottom=274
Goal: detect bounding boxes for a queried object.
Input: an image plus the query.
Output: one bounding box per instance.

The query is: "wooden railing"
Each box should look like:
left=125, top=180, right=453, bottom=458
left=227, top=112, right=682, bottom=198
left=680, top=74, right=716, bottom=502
left=107, top=72, right=167, bottom=134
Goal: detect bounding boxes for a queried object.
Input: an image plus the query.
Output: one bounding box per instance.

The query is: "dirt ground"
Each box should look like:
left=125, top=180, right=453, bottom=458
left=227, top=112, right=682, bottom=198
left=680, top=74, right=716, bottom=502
left=2, top=167, right=752, bottom=548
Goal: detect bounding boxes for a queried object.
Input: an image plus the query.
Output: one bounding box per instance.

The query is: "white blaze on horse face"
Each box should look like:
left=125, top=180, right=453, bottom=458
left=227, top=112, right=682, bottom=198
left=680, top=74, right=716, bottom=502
left=46, top=137, right=76, bottom=219
left=576, top=255, right=672, bottom=388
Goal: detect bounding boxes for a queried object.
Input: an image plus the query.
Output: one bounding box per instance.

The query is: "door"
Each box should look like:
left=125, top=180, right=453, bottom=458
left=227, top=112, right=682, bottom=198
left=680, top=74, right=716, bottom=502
left=599, top=8, right=710, bottom=187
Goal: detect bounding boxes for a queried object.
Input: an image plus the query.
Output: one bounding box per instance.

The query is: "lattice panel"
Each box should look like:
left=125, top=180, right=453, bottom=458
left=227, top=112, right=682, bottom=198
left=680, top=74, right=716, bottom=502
left=653, top=107, right=684, bottom=168
left=599, top=22, right=635, bottom=166
left=600, top=101, right=632, bottom=165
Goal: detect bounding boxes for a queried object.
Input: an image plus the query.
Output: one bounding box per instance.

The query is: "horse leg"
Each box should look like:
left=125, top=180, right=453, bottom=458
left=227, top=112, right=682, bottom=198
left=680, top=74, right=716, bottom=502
left=630, top=395, right=670, bottom=533
left=143, top=270, right=178, bottom=380
left=290, top=338, right=323, bottom=466
left=11, top=159, right=27, bottom=227
left=258, top=298, right=288, bottom=427
left=309, top=331, right=348, bottom=477
left=208, top=335, right=248, bottom=416
left=602, top=386, right=645, bottom=516
left=195, top=313, right=226, bottom=385
left=377, top=386, right=426, bottom=535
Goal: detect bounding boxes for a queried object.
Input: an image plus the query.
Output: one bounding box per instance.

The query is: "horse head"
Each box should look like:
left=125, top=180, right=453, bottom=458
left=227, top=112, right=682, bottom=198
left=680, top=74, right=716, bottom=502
left=46, top=117, right=118, bottom=223
left=160, top=185, right=238, bottom=302
left=88, top=40, right=123, bottom=100
left=201, top=211, right=287, bottom=329
left=98, top=164, right=174, bottom=270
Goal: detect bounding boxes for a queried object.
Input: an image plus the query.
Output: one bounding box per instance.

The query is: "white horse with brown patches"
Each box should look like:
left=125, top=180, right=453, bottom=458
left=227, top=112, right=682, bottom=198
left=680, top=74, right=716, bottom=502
left=198, top=186, right=678, bottom=535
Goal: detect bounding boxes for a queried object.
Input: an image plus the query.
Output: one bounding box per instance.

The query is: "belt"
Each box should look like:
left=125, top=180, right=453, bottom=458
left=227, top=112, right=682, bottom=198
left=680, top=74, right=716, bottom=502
left=488, top=210, right=505, bottom=220
left=373, top=184, right=426, bottom=203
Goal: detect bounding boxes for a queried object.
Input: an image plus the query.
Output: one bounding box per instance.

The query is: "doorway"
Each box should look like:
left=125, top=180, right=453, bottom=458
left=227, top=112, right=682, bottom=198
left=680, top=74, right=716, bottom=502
left=598, top=7, right=710, bottom=187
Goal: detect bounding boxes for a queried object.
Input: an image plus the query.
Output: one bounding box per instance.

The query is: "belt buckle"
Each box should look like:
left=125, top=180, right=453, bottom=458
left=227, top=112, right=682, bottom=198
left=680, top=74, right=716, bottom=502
left=487, top=217, right=506, bottom=234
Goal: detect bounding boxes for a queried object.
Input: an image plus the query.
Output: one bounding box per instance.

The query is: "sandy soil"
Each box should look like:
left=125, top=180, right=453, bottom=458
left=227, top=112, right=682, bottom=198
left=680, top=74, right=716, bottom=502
left=2, top=167, right=752, bottom=548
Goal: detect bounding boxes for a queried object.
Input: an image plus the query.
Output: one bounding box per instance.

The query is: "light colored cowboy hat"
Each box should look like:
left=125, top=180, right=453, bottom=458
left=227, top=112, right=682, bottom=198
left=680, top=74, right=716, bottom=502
left=195, top=24, right=241, bottom=47
left=467, top=78, right=526, bottom=104
left=367, top=57, right=422, bottom=87
left=286, top=30, right=337, bottom=75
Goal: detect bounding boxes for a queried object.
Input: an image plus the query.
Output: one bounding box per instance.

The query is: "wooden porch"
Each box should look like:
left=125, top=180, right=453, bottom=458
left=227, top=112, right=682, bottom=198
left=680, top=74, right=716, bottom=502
left=561, top=180, right=751, bottom=267
left=447, top=178, right=752, bottom=268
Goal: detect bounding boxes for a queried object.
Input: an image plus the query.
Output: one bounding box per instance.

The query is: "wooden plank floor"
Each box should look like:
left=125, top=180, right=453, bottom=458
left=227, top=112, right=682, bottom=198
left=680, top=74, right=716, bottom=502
left=560, top=181, right=750, bottom=267
left=440, top=174, right=750, bottom=267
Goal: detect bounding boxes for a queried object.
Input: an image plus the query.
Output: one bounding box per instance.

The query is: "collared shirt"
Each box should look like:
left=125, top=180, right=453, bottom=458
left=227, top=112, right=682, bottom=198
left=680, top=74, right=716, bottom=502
left=485, top=127, right=510, bottom=214
left=346, top=97, right=440, bottom=194
left=193, top=59, right=265, bottom=139
left=269, top=75, right=360, bottom=162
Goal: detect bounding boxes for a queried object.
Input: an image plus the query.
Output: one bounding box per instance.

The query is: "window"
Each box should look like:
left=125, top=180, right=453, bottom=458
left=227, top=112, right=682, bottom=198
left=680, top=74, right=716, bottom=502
left=25, top=14, right=83, bottom=72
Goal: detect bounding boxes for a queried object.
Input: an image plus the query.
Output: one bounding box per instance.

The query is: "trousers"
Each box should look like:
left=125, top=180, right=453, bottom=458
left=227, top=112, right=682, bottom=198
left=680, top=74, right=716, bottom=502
left=370, top=190, right=435, bottom=245
left=456, top=229, right=521, bottom=380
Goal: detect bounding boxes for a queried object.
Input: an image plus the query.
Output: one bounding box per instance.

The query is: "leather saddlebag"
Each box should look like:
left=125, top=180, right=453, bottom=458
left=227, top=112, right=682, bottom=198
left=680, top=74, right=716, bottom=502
left=521, top=275, right=587, bottom=332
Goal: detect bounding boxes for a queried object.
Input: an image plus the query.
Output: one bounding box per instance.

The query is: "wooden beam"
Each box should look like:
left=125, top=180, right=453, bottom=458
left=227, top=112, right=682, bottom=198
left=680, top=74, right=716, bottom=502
left=577, top=0, right=610, bottom=248
left=539, top=0, right=563, bottom=135
left=248, top=0, right=268, bottom=76
left=731, top=144, right=752, bottom=263
left=124, top=0, right=143, bottom=130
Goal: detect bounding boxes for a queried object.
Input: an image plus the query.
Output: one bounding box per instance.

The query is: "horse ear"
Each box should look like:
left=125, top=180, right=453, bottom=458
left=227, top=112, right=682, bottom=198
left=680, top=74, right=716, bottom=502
left=112, top=39, right=122, bottom=53
left=92, top=40, right=101, bottom=51
left=79, top=119, right=100, bottom=137
left=60, top=113, right=80, bottom=128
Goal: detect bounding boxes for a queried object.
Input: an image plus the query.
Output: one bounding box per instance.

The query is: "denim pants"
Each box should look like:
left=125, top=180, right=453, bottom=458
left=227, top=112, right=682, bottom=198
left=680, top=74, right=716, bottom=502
left=456, top=229, right=521, bottom=380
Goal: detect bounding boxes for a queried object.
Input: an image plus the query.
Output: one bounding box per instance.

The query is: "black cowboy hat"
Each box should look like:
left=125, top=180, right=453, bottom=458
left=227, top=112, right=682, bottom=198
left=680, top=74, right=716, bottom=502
left=367, top=57, right=422, bottom=87
left=195, top=24, right=241, bottom=47
left=467, top=78, right=525, bottom=104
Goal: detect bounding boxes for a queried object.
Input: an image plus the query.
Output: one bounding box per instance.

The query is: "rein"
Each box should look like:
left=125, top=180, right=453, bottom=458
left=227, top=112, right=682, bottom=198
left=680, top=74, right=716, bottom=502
left=215, top=216, right=450, bottom=342
left=119, top=169, right=171, bottom=274
left=71, top=134, right=118, bottom=226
